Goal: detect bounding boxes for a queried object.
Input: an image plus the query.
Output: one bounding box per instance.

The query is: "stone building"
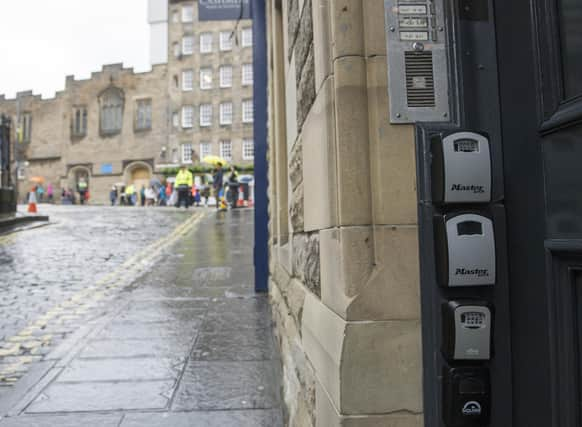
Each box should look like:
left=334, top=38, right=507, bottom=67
left=267, top=0, right=422, bottom=425
left=0, top=0, right=254, bottom=204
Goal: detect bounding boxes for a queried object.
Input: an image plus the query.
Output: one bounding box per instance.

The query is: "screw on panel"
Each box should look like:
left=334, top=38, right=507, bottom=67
left=389, top=26, right=395, bottom=32
left=396, top=113, right=402, bottom=118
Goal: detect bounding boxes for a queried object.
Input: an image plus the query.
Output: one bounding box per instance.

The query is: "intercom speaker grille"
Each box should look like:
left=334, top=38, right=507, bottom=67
left=404, top=51, right=436, bottom=107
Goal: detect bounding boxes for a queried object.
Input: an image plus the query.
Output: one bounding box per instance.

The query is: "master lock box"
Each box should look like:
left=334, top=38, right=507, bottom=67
left=442, top=300, right=493, bottom=361
left=443, top=366, right=491, bottom=427
left=434, top=212, right=496, bottom=287
left=431, top=131, right=492, bottom=204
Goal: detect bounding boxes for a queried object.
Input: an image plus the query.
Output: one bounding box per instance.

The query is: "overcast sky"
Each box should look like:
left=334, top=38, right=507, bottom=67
left=0, top=0, right=151, bottom=99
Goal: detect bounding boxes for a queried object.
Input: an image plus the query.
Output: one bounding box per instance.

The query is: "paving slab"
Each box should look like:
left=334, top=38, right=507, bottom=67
left=0, top=414, right=122, bottom=427
left=96, top=321, right=199, bottom=340
left=25, top=380, right=175, bottom=413
left=79, top=338, right=193, bottom=359
left=120, top=409, right=283, bottom=427
left=172, top=361, right=280, bottom=411
left=191, top=328, right=277, bottom=361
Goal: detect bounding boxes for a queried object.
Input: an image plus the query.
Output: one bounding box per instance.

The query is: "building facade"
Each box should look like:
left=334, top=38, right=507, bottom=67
left=0, top=0, right=254, bottom=204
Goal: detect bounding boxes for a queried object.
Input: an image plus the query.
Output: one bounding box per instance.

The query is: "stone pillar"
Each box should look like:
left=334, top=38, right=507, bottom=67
left=268, top=0, right=423, bottom=425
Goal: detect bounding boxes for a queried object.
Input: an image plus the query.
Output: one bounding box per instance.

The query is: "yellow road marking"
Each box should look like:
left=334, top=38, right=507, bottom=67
left=0, top=211, right=205, bottom=384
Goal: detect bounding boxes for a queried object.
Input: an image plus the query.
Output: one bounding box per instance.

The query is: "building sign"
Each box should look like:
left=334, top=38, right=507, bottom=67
left=100, top=163, right=113, bottom=174
left=198, top=0, right=251, bottom=21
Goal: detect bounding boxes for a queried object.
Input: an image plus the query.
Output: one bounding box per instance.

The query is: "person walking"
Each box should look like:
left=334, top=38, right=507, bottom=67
left=78, top=178, right=88, bottom=205
left=175, top=165, right=193, bottom=208
left=109, top=186, right=118, bottom=206
left=140, top=186, right=146, bottom=207
left=212, top=163, right=224, bottom=210
left=145, top=186, right=156, bottom=206
left=125, top=184, right=135, bottom=206
left=47, top=183, right=54, bottom=203
left=158, top=185, right=167, bottom=206
left=36, top=185, right=45, bottom=203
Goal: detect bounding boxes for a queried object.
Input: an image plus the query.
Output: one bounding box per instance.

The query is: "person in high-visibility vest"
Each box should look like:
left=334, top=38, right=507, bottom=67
left=78, top=178, right=88, bottom=205
left=175, top=166, right=193, bottom=208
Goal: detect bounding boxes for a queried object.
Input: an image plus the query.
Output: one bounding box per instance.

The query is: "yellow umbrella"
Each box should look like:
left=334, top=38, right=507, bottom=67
left=29, top=176, right=45, bottom=184
left=202, top=155, right=228, bottom=167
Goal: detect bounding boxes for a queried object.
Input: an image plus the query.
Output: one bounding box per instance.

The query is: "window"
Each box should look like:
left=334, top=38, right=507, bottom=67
left=242, top=63, right=253, bottom=86
left=173, top=42, right=180, bottom=58
left=242, top=138, right=254, bottom=160
left=200, top=141, right=211, bottom=159
left=182, top=70, right=193, bottom=91
left=200, top=68, right=213, bottom=90
left=99, top=86, right=124, bottom=135
left=135, top=99, right=152, bottom=131
left=181, top=143, right=193, bottom=163
left=219, top=65, right=233, bottom=88
left=182, top=35, right=193, bottom=55
left=181, top=4, right=193, bottom=22
left=200, top=32, right=213, bottom=53
left=220, top=140, right=232, bottom=161
left=72, top=107, right=87, bottom=137
left=558, top=0, right=582, bottom=98
left=242, top=99, right=254, bottom=123
left=219, top=31, right=232, bottom=51
left=219, top=102, right=233, bottom=125
left=19, top=112, right=32, bottom=143
left=200, top=104, right=212, bottom=127
left=181, top=105, right=193, bottom=128
left=241, top=27, right=253, bottom=47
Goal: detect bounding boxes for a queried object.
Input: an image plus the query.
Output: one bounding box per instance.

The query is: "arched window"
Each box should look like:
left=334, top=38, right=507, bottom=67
left=99, top=86, right=124, bottom=135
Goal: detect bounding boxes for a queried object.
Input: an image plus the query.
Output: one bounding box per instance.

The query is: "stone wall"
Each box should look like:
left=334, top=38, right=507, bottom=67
left=267, top=0, right=423, bottom=425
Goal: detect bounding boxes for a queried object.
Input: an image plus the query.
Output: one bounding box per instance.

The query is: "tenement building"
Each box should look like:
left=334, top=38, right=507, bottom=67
left=0, top=0, right=254, bottom=204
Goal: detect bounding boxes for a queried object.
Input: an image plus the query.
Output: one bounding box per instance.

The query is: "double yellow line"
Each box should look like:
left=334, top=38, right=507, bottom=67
left=0, top=211, right=205, bottom=383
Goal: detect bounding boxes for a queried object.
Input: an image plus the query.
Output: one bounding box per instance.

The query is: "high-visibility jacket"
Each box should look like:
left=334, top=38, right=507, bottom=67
left=125, top=185, right=134, bottom=195
left=175, top=169, right=193, bottom=187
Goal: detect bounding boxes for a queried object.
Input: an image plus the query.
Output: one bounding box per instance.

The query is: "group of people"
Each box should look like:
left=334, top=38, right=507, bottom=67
left=109, top=183, right=180, bottom=207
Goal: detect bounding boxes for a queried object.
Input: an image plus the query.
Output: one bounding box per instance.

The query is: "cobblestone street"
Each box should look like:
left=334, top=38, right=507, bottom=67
left=0, top=206, right=281, bottom=426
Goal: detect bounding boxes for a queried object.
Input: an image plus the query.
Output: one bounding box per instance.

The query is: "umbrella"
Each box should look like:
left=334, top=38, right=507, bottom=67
left=202, top=155, right=228, bottom=167
left=29, top=176, right=45, bottom=184
left=150, top=177, right=162, bottom=188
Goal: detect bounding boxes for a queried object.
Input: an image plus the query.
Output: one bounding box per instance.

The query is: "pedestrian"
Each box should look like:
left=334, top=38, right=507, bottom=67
left=125, top=184, right=135, bottom=206
left=212, top=163, right=224, bottom=209
left=158, top=185, right=167, bottom=206
left=168, top=186, right=177, bottom=207
left=140, top=186, right=146, bottom=207
left=36, top=185, right=44, bottom=203
left=145, top=186, right=156, bottom=206
left=47, top=183, right=54, bottom=203
left=119, top=186, right=126, bottom=205
left=109, top=186, right=118, bottom=206
left=78, top=178, right=88, bottom=205
left=175, top=166, right=193, bottom=208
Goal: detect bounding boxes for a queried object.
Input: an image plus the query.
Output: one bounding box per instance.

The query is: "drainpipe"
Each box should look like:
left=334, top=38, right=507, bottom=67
left=251, top=0, right=269, bottom=293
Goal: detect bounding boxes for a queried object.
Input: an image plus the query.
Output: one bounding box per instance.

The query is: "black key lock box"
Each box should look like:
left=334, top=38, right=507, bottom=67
left=431, top=131, right=491, bottom=204
left=443, top=366, right=491, bottom=427
left=434, top=213, right=496, bottom=287
left=442, top=301, right=492, bottom=360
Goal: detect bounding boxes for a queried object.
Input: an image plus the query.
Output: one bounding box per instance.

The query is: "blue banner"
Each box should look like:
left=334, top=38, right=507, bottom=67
left=198, top=0, right=251, bottom=21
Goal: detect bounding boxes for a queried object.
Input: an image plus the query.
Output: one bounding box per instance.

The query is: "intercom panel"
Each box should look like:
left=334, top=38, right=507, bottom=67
left=442, top=300, right=492, bottom=360
left=385, top=0, right=450, bottom=123
left=434, top=212, right=496, bottom=287
left=443, top=366, right=490, bottom=427
left=431, top=131, right=492, bottom=204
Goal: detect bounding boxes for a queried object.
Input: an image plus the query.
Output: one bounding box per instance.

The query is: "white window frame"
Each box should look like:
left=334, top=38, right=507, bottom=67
left=200, top=68, right=213, bottom=90
left=220, top=140, right=232, bottom=161
left=200, top=32, right=213, bottom=53
left=241, top=27, right=253, bottom=47
left=181, top=4, right=193, bottom=23
left=181, top=105, right=193, bottom=128
left=219, top=31, right=233, bottom=51
left=219, top=102, right=233, bottom=125
left=182, top=70, right=193, bottom=91
left=199, top=104, right=212, bottom=127
left=242, top=99, right=254, bottom=123
left=135, top=99, right=152, bottom=131
left=182, top=35, right=193, bottom=55
left=242, top=63, right=253, bottom=86
left=219, top=65, right=233, bottom=88
left=242, top=138, right=254, bottom=160
left=200, top=141, right=211, bottom=159
left=181, top=143, right=193, bottom=164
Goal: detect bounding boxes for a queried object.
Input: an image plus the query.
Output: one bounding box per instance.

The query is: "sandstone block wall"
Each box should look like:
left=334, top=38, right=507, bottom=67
left=267, top=0, right=423, bottom=425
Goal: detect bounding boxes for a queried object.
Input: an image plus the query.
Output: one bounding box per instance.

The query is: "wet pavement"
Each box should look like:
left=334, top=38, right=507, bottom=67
left=0, top=206, right=282, bottom=426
